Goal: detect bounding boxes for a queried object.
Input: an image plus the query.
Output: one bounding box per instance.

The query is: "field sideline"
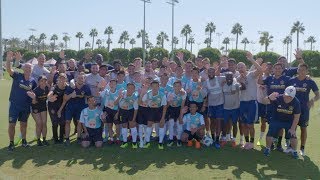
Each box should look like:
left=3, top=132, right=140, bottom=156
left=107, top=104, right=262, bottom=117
left=0, top=77, right=319, bottom=179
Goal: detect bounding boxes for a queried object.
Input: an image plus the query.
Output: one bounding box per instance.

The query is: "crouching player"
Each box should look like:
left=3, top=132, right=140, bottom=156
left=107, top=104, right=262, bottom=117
left=181, top=101, right=205, bottom=149
left=80, top=96, right=106, bottom=148
left=263, top=86, right=301, bottom=159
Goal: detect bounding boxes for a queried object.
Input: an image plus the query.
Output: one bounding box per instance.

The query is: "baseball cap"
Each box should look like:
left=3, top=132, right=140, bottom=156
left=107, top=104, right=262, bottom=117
left=38, top=75, right=47, bottom=82
left=284, top=86, right=296, bottom=98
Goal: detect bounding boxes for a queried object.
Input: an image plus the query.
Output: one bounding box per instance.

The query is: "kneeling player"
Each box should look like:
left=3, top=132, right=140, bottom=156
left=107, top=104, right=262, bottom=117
left=181, top=102, right=205, bottom=149
left=80, top=96, right=106, bottom=148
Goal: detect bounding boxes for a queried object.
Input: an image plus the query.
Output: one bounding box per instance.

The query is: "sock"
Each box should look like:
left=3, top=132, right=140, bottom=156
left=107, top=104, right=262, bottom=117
left=226, top=134, right=230, bottom=140
left=121, top=128, right=128, bottom=143
left=240, top=135, right=244, bottom=142
left=130, top=127, right=137, bottom=143
left=168, top=119, right=175, bottom=140
left=155, top=123, right=160, bottom=137
left=138, top=124, right=144, bottom=142
left=259, top=132, right=265, bottom=140
left=176, top=123, right=182, bottom=140
left=277, top=136, right=282, bottom=147
left=301, top=145, right=305, bottom=150
left=43, top=137, right=46, bottom=141
left=245, top=136, right=249, bottom=142
left=145, top=127, right=152, bottom=143
left=250, top=137, right=254, bottom=143
left=159, top=128, right=165, bottom=143
left=19, top=133, right=22, bottom=139
left=211, top=134, right=216, bottom=142
left=215, top=135, right=220, bottom=143
left=285, top=139, right=290, bottom=147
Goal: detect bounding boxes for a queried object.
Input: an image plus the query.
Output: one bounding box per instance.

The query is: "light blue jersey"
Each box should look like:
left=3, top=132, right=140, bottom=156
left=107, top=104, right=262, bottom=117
left=101, top=88, right=120, bottom=110
left=142, top=90, right=167, bottom=108
left=116, top=81, right=127, bottom=91
left=80, top=107, right=103, bottom=129
left=186, top=80, right=205, bottom=103
left=160, top=84, right=173, bottom=97
left=167, top=90, right=187, bottom=107
left=119, top=91, right=139, bottom=110
left=183, top=112, right=205, bottom=130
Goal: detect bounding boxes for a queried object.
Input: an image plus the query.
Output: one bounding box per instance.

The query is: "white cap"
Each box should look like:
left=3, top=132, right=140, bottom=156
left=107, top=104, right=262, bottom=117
left=284, top=86, right=296, bottom=98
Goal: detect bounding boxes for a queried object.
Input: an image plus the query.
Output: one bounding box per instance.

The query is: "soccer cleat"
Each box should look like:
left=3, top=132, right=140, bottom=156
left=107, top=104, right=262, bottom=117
left=239, top=140, right=245, bottom=148
left=120, top=142, right=128, bottom=148
left=167, top=140, right=174, bottom=147
left=177, top=141, right=182, bottom=147
left=292, top=151, right=299, bottom=159
left=276, top=146, right=284, bottom=152
left=195, top=141, right=201, bottom=149
left=231, top=141, right=237, bottom=148
left=64, top=139, right=71, bottom=146
left=187, top=140, right=193, bottom=147
left=144, top=142, right=151, bottom=149
left=103, top=137, right=108, bottom=143
left=7, top=143, right=15, bottom=152
left=256, top=140, right=261, bottom=146
left=214, top=142, right=221, bottom=149
left=284, top=147, right=293, bottom=154
left=299, top=149, right=305, bottom=156
left=158, top=143, right=164, bottom=150
left=220, top=140, right=227, bottom=148
left=132, top=143, right=138, bottom=149
left=139, top=140, right=144, bottom=148
left=264, top=148, right=271, bottom=156
left=107, top=140, right=114, bottom=145
left=42, top=140, right=49, bottom=146
left=22, top=140, right=30, bottom=148
left=245, top=142, right=254, bottom=150
left=115, top=140, right=122, bottom=145
left=37, top=140, right=43, bottom=147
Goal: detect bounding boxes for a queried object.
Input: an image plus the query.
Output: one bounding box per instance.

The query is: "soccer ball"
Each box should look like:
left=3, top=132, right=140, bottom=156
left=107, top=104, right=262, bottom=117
left=202, top=136, right=213, bottom=147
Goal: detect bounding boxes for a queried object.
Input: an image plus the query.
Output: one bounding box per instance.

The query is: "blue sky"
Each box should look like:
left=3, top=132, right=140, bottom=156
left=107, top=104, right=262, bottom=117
left=3, top=0, right=320, bottom=60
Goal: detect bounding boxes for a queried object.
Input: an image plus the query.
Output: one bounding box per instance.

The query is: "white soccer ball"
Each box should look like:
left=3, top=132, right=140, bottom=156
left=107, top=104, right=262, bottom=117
left=203, top=136, right=213, bottom=147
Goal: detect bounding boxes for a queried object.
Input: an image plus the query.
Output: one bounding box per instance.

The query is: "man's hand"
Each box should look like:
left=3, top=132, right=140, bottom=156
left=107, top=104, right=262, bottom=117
left=307, top=99, right=314, bottom=109
left=246, top=51, right=254, bottom=62
left=57, top=109, right=62, bottom=118
left=71, top=90, right=77, bottom=98
left=6, top=51, right=14, bottom=62
left=269, top=92, right=279, bottom=101
left=176, top=52, right=184, bottom=61
left=48, top=94, right=58, bottom=102
left=15, top=52, right=23, bottom=61
left=288, top=128, right=296, bottom=138
left=294, top=49, right=303, bottom=60
left=27, top=91, right=36, bottom=99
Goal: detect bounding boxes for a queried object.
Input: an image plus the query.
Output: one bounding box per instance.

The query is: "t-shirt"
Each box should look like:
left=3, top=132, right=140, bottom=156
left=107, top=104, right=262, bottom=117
left=65, top=84, right=91, bottom=108
left=186, top=80, right=206, bottom=103
left=271, top=95, right=301, bottom=122
left=9, top=72, right=37, bottom=109
left=48, top=85, right=68, bottom=108
left=32, top=86, right=49, bottom=109
left=101, top=88, right=120, bottom=110
left=288, top=77, right=319, bottom=107
left=53, top=71, right=74, bottom=84
left=222, top=81, right=240, bottom=110
left=203, top=76, right=225, bottom=106
left=237, top=71, right=258, bottom=101
left=168, top=76, right=187, bottom=88
left=80, top=107, right=103, bottom=129
left=159, top=84, right=173, bottom=97
left=282, top=67, right=298, bottom=77
left=167, top=90, right=187, bottom=107
left=119, top=91, right=138, bottom=110
left=85, top=73, right=104, bottom=104
left=116, top=81, right=127, bottom=91
left=142, top=90, right=167, bottom=108
left=32, top=64, right=50, bottom=83
left=183, top=112, right=205, bottom=130
left=263, top=75, right=290, bottom=95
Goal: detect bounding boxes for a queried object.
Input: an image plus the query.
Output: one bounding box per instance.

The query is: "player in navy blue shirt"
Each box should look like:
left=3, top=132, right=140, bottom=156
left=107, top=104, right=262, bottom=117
left=61, top=72, right=91, bottom=145
left=288, top=63, right=319, bottom=156
left=263, top=86, right=301, bottom=159
left=277, top=49, right=305, bottom=77
left=6, top=51, right=37, bottom=151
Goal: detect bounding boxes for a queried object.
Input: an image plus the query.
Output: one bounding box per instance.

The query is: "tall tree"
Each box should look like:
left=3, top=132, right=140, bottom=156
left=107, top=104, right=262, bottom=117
left=291, top=21, right=305, bottom=49
left=2, top=38, right=9, bottom=51
left=137, top=30, right=149, bottom=48
left=119, top=31, right=129, bottom=49
left=172, top=36, right=179, bottom=49
left=75, top=32, right=84, bottom=51
left=259, top=31, right=273, bottom=52
left=146, top=39, right=153, bottom=51
left=85, top=41, right=91, bottom=49
left=96, top=39, right=103, bottom=48
left=181, top=24, right=192, bottom=50
left=39, top=33, right=47, bottom=51
left=156, top=31, right=169, bottom=48
left=222, top=37, right=230, bottom=54
left=241, top=37, right=250, bottom=50
left=62, top=35, right=70, bottom=49
left=306, top=36, right=316, bottom=51
left=28, top=35, right=36, bottom=52
left=187, top=37, right=195, bottom=53
left=205, top=22, right=216, bottom=47
left=282, top=36, right=292, bottom=59
left=129, top=38, right=136, bottom=48
left=204, top=38, right=210, bottom=48
left=58, top=42, right=64, bottom=50
left=231, top=23, right=243, bottom=50
left=50, top=34, right=58, bottom=52
left=89, top=28, right=98, bottom=50
left=104, top=26, right=113, bottom=52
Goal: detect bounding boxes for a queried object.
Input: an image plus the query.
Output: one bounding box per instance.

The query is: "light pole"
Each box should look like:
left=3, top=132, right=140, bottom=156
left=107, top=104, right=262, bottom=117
left=167, top=0, right=179, bottom=60
left=141, top=0, right=151, bottom=67
left=0, top=0, right=3, bottom=80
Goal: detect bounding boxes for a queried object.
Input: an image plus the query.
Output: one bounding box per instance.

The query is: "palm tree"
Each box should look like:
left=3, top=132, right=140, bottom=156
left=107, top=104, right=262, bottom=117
left=181, top=24, right=192, bottom=50
left=137, top=30, right=149, bottom=48
left=89, top=28, right=98, bottom=50
left=62, top=35, right=70, bottom=49
left=231, top=23, right=243, bottom=50
left=3, top=38, right=9, bottom=51
left=50, top=34, right=58, bottom=52
left=49, top=42, right=56, bottom=52
left=129, top=38, right=136, bottom=48
left=119, top=31, right=129, bottom=49
left=39, top=33, right=47, bottom=51
left=8, top=37, right=20, bottom=49
left=204, top=38, right=210, bottom=48
left=205, top=22, right=216, bottom=47
left=306, top=36, right=316, bottom=50
left=259, top=31, right=273, bottom=52
left=58, top=42, right=64, bottom=50
left=222, top=37, right=230, bottom=54
left=291, top=21, right=305, bottom=49
left=104, top=26, right=113, bottom=52
left=187, top=37, right=195, bottom=53
left=28, top=35, right=36, bottom=52
left=241, top=37, right=250, bottom=50
left=96, top=39, right=103, bottom=48
left=282, top=36, right=292, bottom=59
left=156, top=31, right=169, bottom=48
left=75, top=32, right=84, bottom=51
left=172, top=36, right=179, bottom=49
left=146, top=39, right=153, bottom=51
left=85, top=41, right=91, bottom=49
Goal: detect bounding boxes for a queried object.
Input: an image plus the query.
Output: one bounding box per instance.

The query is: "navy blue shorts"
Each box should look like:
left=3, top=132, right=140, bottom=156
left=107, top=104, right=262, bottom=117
left=208, top=104, right=224, bottom=119
left=148, top=107, right=163, bottom=123
left=240, top=100, right=258, bottom=124
left=65, top=105, right=86, bottom=121
left=166, top=106, right=182, bottom=121
left=258, top=103, right=267, bottom=119
left=137, top=106, right=149, bottom=125
left=119, top=108, right=134, bottom=124
left=298, top=107, right=310, bottom=127
left=183, top=130, right=203, bottom=140
left=103, top=107, right=118, bottom=124
left=267, top=121, right=295, bottom=139
left=223, top=108, right=239, bottom=124
left=82, top=127, right=103, bottom=142
left=9, top=102, right=30, bottom=123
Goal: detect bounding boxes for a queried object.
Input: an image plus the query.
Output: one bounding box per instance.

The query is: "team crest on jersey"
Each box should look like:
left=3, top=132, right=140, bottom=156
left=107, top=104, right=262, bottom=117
left=81, top=91, right=85, bottom=95
left=303, top=83, right=307, bottom=88
left=289, top=106, right=293, bottom=111
left=280, top=80, right=284, bottom=85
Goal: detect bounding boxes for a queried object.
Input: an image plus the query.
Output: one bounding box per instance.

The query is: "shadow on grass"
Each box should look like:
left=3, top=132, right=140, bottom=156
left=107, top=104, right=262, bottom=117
left=0, top=139, right=319, bottom=179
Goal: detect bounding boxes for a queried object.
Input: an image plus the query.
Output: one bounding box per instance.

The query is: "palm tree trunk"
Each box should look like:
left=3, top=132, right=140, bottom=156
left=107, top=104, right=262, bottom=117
left=161, top=40, right=164, bottom=48
left=190, top=43, right=193, bottom=53
left=311, top=42, right=313, bottom=51
left=225, top=44, right=228, bottom=54
left=286, top=43, right=289, bottom=59
left=244, top=43, right=246, bottom=50
left=185, top=35, right=188, bottom=50
left=297, top=32, right=299, bottom=49
left=53, top=40, right=56, bottom=52
left=78, top=38, right=81, bottom=51
left=108, top=34, right=111, bottom=52
left=236, top=34, right=238, bottom=50
left=209, top=32, right=212, bottom=47
left=92, top=37, right=94, bottom=50
left=124, top=42, right=126, bottom=49
left=265, top=44, right=268, bottom=52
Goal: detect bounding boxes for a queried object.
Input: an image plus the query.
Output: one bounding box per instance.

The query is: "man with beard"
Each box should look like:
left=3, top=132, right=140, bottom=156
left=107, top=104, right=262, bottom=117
left=85, top=63, right=104, bottom=106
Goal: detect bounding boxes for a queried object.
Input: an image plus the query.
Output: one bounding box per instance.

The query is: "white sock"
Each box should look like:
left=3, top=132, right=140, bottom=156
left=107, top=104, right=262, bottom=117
left=155, top=123, right=160, bottom=137
left=145, top=127, right=152, bottom=143
left=130, top=127, right=137, bottom=143
left=226, top=134, right=230, bottom=140
left=121, top=128, right=128, bottom=143
left=138, top=124, right=144, bottom=142
left=176, top=122, right=183, bottom=140
left=260, top=132, right=265, bottom=139
left=240, top=135, right=244, bottom=142
left=168, top=119, right=175, bottom=140
left=159, top=128, right=165, bottom=143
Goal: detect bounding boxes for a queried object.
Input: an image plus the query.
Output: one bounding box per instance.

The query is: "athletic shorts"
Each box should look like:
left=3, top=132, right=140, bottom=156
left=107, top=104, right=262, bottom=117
left=258, top=103, right=267, bottom=119
left=223, top=108, right=239, bottom=124
left=208, top=104, right=224, bottom=119
left=82, top=127, right=103, bottom=142
left=9, top=102, right=30, bottom=123
left=119, top=108, right=134, bottom=124
left=148, top=107, right=163, bottom=123
left=267, top=121, right=295, bottom=139
left=239, top=100, right=258, bottom=124
left=183, top=130, right=203, bottom=141
left=298, top=107, right=310, bottom=127
left=137, top=106, right=149, bottom=125
left=65, top=105, right=86, bottom=121
left=103, top=107, right=118, bottom=124
left=166, top=106, right=181, bottom=121
left=31, top=104, right=47, bottom=114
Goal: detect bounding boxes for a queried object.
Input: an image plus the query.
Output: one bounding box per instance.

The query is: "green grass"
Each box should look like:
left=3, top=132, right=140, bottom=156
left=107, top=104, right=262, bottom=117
left=0, top=77, right=320, bottom=179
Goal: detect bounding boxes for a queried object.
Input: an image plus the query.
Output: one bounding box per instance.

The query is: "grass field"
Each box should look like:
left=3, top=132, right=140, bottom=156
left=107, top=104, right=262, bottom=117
left=0, top=76, right=319, bottom=179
